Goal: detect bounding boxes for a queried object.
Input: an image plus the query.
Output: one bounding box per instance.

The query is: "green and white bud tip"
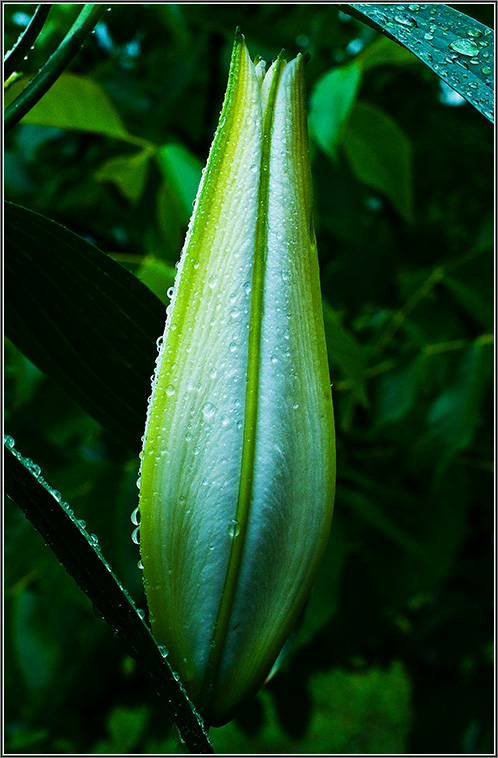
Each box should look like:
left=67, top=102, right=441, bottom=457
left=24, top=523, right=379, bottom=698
left=138, top=29, right=336, bottom=727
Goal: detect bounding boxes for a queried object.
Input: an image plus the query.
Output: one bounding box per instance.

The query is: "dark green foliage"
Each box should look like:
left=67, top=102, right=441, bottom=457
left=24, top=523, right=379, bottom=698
left=4, top=3, right=493, bottom=754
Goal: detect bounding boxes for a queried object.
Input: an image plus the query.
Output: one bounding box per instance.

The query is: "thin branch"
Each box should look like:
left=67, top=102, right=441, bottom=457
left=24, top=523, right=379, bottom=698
left=4, top=4, right=52, bottom=81
left=4, top=4, right=108, bottom=133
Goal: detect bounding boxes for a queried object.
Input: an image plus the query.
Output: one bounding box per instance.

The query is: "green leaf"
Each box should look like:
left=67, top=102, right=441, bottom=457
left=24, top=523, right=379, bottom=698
left=323, top=302, right=368, bottom=406
left=93, top=705, right=149, bottom=754
left=4, top=202, right=165, bottom=453
left=346, top=3, right=494, bottom=123
left=343, top=100, right=413, bottom=222
left=427, top=337, right=492, bottom=473
left=95, top=148, right=155, bottom=203
left=309, top=61, right=362, bottom=159
left=136, top=256, right=177, bottom=305
left=442, top=274, right=493, bottom=330
left=4, top=438, right=213, bottom=754
left=356, top=33, right=420, bottom=70
left=156, top=143, right=203, bottom=224
left=374, top=356, right=423, bottom=427
left=212, top=660, right=412, bottom=754
left=4, top=5, right=110, bottom=133
left=4, top=72, right=146, bottom=145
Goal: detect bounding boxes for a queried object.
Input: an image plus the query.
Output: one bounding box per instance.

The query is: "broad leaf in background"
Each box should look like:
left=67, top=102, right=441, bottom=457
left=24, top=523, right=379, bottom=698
left=323, top=302, right=368, bottom=407
left=427, top=336, right=493, bottom=476
left=309, top=61, right=362, bottom=159
left=355, top=32, right=421, bottom=70
left=309, top=32, right=419, bottom=160
left=343, top=100, right=413, bottom=222
left=95, top=147, right=155, bottom=203
left=4, top=202, right=165, bottom=453
left=156, top=143, right=203, bottom=224
left=4, top=72, right=148, bottom=145
left=346, top=3, right=494, bottom=122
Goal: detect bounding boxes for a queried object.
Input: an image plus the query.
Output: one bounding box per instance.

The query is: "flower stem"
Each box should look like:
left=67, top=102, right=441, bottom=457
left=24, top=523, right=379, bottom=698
left=4, top=4, right=108, bottom=133
left=4, top=4, right=52, bottom=81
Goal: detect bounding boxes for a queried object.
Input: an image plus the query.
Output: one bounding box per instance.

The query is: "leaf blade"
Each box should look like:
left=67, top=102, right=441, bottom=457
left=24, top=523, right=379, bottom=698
left=4, top=202, right=165, bottom=452
left=346, top=3, right=494, bottom=122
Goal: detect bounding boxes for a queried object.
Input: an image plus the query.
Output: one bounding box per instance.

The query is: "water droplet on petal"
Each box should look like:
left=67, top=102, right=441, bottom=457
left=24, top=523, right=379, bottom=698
left=202, top=402, right=216, bottom=419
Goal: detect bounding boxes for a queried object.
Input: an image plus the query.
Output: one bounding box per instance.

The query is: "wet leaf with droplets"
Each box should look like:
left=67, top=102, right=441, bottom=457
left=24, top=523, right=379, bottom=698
left=4, top=436, right=213, bottom=753
left=346, top=3, right=494, bottom=122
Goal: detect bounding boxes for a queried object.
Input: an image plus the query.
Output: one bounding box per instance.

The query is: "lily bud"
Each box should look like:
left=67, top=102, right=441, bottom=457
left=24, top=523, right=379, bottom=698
left=138, top=30, right=335, bottom=727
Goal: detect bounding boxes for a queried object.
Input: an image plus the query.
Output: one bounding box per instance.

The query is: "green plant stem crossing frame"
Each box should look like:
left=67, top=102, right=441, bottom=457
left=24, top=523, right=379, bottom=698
left=4, top=439, right=214, bottom=754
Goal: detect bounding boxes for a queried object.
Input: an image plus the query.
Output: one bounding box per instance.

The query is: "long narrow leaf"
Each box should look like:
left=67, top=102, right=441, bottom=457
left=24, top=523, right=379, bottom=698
left=345, top=4, right=494, bottom=123
left=5, top=202, right=165, bottom=452
left=4, top=437, right=213, bottom=754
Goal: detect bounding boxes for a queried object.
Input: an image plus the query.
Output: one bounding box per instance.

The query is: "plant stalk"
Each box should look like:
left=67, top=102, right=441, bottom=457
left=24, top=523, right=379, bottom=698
left=4, top=4, right=52, bottom=81
left=4, top=4, right=108, bottom=133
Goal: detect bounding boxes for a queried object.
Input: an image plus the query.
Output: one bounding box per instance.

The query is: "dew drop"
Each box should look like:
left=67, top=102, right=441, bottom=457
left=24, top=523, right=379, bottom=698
left=165, top=384, right=175, bottom=396
left=394, top=13, right=416, bottom=28
left=228, top=519, right=240, bottom=538
left=131, top=527, right=140, bottom=545
left=167, top=286, right=174, bottom=299
left=449, top=38, right=480, bottom=56
left=131, top=506, right=141, bottom=525
left=202, top=402, right=216, bottom=419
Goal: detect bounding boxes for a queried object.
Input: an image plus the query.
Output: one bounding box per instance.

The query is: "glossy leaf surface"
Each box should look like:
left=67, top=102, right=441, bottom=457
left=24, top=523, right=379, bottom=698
left=4, top=202, right=165, bottom=452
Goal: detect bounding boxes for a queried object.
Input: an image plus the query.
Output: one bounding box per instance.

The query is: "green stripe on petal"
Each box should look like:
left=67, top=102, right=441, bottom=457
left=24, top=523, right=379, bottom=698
left=139, top=32, right=335, bottom=727
left=139, top=31, right=263, bottom=701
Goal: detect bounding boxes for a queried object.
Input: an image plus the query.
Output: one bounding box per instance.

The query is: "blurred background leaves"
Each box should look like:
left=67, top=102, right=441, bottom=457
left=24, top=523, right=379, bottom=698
left=4, top=3, right=494, bottom=754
